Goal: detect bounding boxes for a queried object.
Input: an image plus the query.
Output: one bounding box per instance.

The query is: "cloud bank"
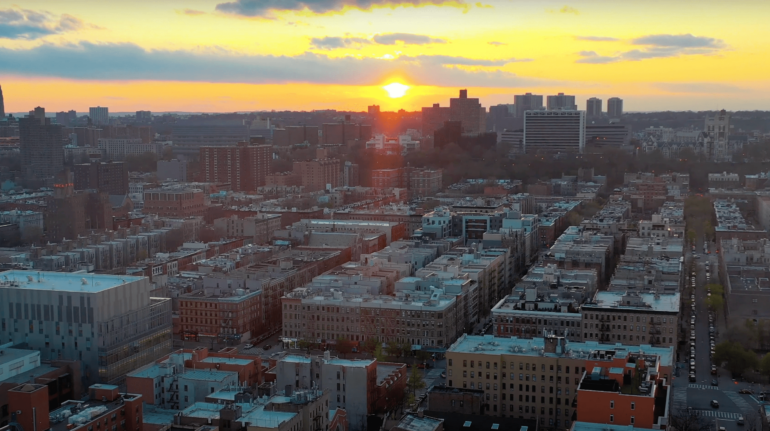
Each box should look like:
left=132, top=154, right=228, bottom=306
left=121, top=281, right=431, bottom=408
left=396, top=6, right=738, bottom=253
left=577, top=33, right=726, bottom=63
left=0, top=42, right=543, bottom=87
left=215, top=0, right=464, bottom=17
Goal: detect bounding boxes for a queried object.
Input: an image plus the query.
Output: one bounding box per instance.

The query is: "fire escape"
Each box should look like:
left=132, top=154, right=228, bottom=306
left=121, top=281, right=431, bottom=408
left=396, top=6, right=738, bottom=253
left=597, top=316, right=611, bottom=342
left=648, top=318, right=661, bottom=346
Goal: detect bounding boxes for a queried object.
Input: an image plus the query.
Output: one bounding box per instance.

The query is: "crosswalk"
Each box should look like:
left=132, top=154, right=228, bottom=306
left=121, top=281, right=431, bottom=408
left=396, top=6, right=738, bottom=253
left=672, top=386, right=688, bottom=411
left=724, top=390, right=753, bottom=414
left=691, top=410, right=741, bottom=419
left=688, top=384, right=720, bottom=390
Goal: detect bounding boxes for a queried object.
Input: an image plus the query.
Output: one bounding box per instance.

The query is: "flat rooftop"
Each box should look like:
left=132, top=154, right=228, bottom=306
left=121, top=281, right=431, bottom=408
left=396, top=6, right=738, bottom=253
left=201, top=357, right=253, bottom=366
left=0, top=270, right=144, bottom=293
left=588, top=291, right=680, bottom=313
left=571, top=422, right=658, bottom=431
left=447, top=334, right=674, bottom=366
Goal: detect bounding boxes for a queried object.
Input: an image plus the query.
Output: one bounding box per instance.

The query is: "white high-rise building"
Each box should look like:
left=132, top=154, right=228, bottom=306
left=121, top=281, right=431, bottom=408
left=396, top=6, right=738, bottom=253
left=523, top=110, right=585, bottom=154
left=89, top=106, right=109, bottom=125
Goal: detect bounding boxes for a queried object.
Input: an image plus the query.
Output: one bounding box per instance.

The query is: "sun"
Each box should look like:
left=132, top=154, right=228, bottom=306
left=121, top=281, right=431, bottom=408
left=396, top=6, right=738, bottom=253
left=383, top=82, right=410, bottom=98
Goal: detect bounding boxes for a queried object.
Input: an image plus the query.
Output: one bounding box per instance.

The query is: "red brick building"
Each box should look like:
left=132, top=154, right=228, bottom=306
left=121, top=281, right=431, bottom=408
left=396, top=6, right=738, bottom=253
left=178, top=285, right=263, bottom=341
left=143, top=187, right=206, bottom=217
left=293, top=158, right=341, bottom=191
left=266, top=171, right=303, bottom=187
left=200, top=142, right=271, bottom=192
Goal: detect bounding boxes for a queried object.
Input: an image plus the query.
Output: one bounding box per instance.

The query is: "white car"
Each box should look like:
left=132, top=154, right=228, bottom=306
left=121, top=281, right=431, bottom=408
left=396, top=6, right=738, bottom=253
left=244, top=343, right=254, bottom=349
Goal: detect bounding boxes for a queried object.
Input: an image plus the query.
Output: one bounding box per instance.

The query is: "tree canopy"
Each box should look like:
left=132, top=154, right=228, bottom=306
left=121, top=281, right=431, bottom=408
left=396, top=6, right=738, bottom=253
left=712, top=341, right=757, bottom=377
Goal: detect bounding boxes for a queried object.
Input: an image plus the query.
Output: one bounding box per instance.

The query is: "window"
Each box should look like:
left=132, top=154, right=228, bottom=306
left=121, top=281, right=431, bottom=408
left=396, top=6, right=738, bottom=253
left=610, top=415, right=614, bottom=423
left=631, top=402, right=635, bottom=410
left=631, top=417, right=635, bottom=424
left=610, top=401, right=614, bottom=409
left=449, top=359, right=453, bottom=366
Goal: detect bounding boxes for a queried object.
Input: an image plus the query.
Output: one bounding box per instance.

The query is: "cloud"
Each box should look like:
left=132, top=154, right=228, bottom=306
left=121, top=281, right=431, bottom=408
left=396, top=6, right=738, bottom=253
left=311, top=36, right=371, bottom=50
left=372, top=33, right=446, bottom=45
left=0, top=7, right=91, bottom=39
left=180, top=9, right=206, bottom=16
left=0, top=42, right=547, bottom=88
left=632, top=34, right=724, bottom=48
left=575, top=36, right=618, bottom=42
left=576, top=33, right=726, bottom=64
left=558, top=6, right=579, bottom=14
left=215, top=0, right=464, bottom=17
left=488, top=41, right=506, bottom=46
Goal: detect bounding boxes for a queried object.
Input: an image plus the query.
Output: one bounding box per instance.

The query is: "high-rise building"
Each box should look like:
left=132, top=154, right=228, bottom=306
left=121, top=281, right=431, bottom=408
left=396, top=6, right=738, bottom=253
left=89, top=106, right=109, bottom=125
left=607, top=97, right=624, bottom=118
left=73, top=161, right=129, bottom=195
left=513, top=93, right=544, bottom=118
left=55, top=110, right=77, bottom=126
left=293, top=158, right=341, bottom=191
left=136, top=110, right=152, bottom=121
left=586, top=97, right=603, bottom=117
left=19, top=107, right=64, bottom=184
left=0, top=270, right=172, bottom=385
left=705, top=109, right=730, bottom=162
left=421, top=103, right=451, bottom=137
left=450, top=89, right=485, bottom=134
left=200, top=142, right=271, bottom=192
left=546, top=92, right=577, bottom=111
left=343, top=161, right=360, bottom=187
left=0, top=84, right=5, bottom=119
left=523, top=110, right=585, bottom=154
left=368, top=105, right=380, bottom=115
left=487, top=104, right=515, bottom=132
left=321, top=121, right=371, bottom=146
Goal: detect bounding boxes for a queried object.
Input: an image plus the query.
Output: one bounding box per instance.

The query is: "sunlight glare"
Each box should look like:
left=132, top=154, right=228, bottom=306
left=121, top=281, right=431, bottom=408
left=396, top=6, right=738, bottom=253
left=383, top=82, right=410, bottom=98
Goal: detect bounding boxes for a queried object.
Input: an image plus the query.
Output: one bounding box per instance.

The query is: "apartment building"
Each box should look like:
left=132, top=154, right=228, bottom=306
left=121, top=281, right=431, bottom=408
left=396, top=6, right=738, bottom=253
left=200, top=143, right=271, bottom=192
left=581, top=291, right=680, bottom=348
left=143, top=187, right=206, bottom=218
left=274, top=353, right=406, bottom=431
left=444, top=334, right=674, bottom=430
left=214, top=213, right=282, bottom=244
left=281, top=282, right=471, bottom=349
left=293, top=158, right=341, bottom=192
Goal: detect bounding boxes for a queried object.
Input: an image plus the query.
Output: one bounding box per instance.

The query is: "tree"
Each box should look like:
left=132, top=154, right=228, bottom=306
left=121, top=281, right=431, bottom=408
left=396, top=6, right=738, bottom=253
left=407, top=366, right=425, bottom=397
left=386, top=342, right=403, bottom=357
left=335, top=337, right=354, bottom=357
left=362, top=337, right=380, bottom=354
left=374, top=343, right=387, bottom=362
left=759, top=353, right=770, bottom=381
left=669, top=407, right=714, bottom=431
left=687, top=229, right=696, bottom=245
left=705, top=295, right=723, bottom=311
left=705, top=284, right=724, bottom=296
left=712, top=341, right=758, bottom=377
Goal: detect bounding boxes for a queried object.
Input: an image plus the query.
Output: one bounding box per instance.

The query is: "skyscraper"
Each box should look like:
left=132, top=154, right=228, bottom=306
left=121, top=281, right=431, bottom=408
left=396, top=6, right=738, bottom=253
left=421, top=103, right=451, bottom=137
left=607, top=97, right=624, bottom=118
left=0, top=84, right=5, bottom=119
left=19, top=107, right=65, bottom=185
left=89, top=106, right=109, bottom=125
left=705, top=110, right=730, bottom=162
left=449, top=89, right=485, bottom=134
left=586, top=97, right=603, bottom=117
left=524, top=110, right=585, bottom=154
left=546, top=93, right=577, bottom=111
left=513, top=93, right=544, bottom=118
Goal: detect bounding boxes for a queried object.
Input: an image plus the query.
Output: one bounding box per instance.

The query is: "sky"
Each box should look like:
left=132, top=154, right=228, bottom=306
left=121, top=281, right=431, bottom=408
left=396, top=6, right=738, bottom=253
left=1, top=0, right=769, bottom=113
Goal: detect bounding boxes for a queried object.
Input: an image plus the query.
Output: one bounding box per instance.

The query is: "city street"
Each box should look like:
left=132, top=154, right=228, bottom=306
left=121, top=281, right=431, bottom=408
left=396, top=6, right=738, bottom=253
left=672, top=241, right=762, bottom=431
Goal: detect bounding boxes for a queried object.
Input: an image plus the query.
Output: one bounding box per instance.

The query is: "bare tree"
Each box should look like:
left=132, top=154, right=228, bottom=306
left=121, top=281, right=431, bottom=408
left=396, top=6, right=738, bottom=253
left=669, top=408, right=713, bottom=431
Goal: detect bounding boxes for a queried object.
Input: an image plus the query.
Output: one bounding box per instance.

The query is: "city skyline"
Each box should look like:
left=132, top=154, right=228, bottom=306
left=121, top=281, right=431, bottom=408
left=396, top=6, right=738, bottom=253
left=1, top=0, right=769, bottom=112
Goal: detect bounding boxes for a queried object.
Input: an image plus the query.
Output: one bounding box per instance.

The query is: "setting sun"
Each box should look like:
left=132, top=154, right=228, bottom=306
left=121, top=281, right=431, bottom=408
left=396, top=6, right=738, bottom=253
left=383, top=82, right=410, bottom=99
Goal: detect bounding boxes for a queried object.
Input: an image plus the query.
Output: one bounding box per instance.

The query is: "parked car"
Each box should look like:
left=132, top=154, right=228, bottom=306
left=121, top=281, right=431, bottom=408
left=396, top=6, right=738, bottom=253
left=263, top=344, right=272, bottom=350
left=738, top=389, right=753, bottom=394
left=244, top=343, right=254, bottom=349
left=711, top=379, right=718, bottom=386
left=689, top=374, right=696, bottom=382
left=737, top=416, right=744, bottom=425
left=711, top=366, right=717, bottom=375
left=711, top=400, right=719, bottom=408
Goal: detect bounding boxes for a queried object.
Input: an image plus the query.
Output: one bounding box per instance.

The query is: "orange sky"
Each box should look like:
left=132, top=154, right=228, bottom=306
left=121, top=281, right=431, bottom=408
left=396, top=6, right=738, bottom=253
left=1, top=0, right=768, bottom=112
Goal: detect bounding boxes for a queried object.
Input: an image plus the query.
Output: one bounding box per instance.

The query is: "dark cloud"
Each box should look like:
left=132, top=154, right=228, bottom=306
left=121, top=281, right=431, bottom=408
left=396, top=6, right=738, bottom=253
left=372, top=33, right=446, bottom=45
left=0, top=7, right=87, bottom=39
left=488, top=41, right=506, bottom=46
left=0, top=42, right=547, bottom=88
left=576, top=33, right=726, bottom=64
left=215, top=0, right=463, bottom=17
left=311, top=36, right=371, bottom=50
left=632, top=34, right=724, bottom=48
left=575, top=36, right=618, bottom=42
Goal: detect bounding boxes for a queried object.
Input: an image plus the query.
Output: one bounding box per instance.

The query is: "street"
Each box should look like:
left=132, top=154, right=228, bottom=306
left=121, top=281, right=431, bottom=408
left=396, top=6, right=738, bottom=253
left=672, top=241, right=762, bottom=431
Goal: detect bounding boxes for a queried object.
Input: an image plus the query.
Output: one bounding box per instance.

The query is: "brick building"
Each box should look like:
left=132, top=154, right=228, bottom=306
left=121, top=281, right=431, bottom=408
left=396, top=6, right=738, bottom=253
left=410, top=168, right=443, bottom=197
left=73, top=161, right=128, bottom=195
left=422, top=103, right=452, bottom=137
left=266, top=171, right=303, bottom=187
left=143, top=187, right=206, bottom=218
left=293, top=158, right=341, bottom=191
left=200, top=142, right=271, bottom=192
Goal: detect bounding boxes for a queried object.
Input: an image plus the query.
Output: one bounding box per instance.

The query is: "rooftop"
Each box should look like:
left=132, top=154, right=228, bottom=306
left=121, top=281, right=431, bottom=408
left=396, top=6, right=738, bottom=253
left=588, top=291, right=680, bottom=313
left=446, top=334, right=674, bottom=367
left=0, top=270, right=144, bottom=293
left=201, top=357, right=253, bottom=366
left=394, top=413, right=443, bottom=431
left=570, top=422, right=658, bottom=431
